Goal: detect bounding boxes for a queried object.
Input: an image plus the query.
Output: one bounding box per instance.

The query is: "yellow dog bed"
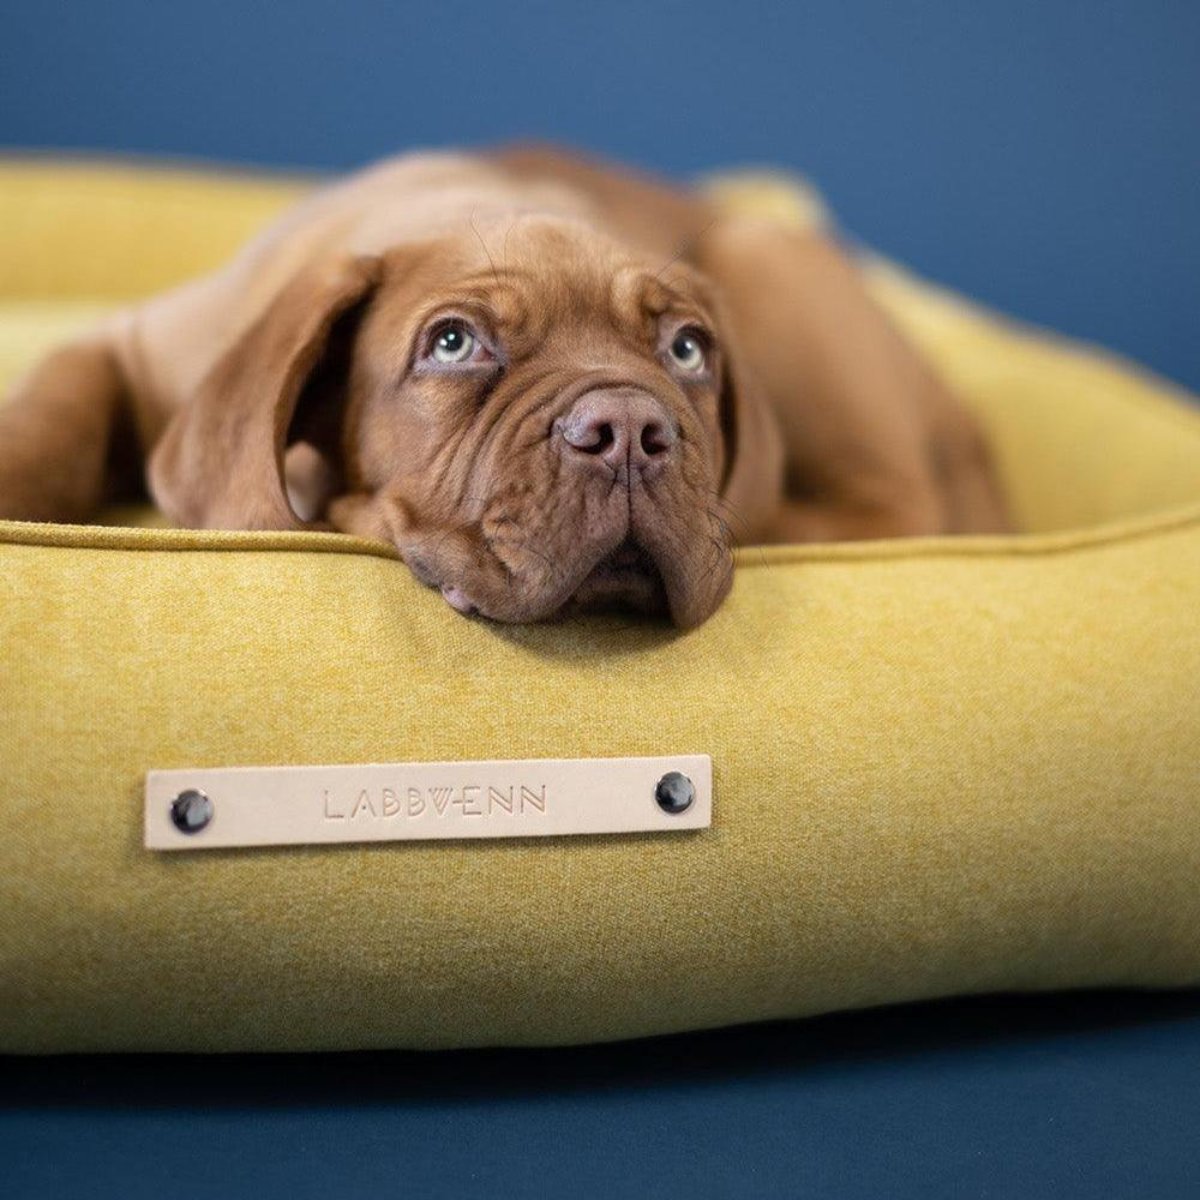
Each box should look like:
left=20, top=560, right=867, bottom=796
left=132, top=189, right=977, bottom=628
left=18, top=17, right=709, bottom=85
left=1, top=160, right=1198, bottom=1053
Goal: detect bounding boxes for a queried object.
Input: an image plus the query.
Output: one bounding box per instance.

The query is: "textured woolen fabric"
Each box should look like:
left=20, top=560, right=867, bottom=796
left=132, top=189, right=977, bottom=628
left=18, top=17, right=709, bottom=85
left=1, top=161, right=1198, bottom=1052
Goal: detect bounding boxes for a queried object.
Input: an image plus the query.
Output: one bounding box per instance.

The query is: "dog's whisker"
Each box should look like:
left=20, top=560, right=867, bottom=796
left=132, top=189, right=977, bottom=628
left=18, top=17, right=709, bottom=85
left=653, top=217, right=717, bottom=282
left=710, top=492, right=773, bottom=571
left=468, top=210, right=501, bottom=289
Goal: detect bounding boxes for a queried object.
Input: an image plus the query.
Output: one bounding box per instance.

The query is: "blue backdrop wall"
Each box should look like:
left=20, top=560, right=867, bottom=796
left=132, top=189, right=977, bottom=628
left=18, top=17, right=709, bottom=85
left=4, top=0, right=1198, bottom=390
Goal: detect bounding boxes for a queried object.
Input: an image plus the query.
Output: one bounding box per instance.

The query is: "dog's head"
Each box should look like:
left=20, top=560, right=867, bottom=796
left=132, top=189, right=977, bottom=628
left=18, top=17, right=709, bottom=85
left=150, top=217, right=783, bottom=628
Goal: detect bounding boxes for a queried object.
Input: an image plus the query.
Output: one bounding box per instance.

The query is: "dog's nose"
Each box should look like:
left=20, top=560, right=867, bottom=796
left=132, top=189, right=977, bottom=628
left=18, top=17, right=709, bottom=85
left=556, top=388, right=677, bottom=473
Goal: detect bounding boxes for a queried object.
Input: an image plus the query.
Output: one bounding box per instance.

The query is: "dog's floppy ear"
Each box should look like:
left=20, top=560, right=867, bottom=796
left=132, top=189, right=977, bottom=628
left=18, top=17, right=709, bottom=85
left=149, top=255, right=382, bottom=530
left=709, top=300, right=786, bottom=544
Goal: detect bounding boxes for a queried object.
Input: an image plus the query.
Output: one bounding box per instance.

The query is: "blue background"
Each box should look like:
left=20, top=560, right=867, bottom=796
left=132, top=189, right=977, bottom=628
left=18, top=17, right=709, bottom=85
left=6, top=991, right=1200, bottom=1198
left=4, top=0, right=1199, bottom=389
left=5, top=4, right=1200, bottom=1194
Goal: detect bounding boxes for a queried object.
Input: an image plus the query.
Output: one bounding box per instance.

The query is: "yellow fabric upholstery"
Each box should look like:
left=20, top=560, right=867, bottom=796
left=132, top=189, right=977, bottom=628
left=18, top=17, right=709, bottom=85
left=1, top=160, right=1198, bottom=1053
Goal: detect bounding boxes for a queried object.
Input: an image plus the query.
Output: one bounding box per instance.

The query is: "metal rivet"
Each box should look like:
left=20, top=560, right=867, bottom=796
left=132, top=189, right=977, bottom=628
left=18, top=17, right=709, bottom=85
left=170, top=788, right=213, bottom=834
left=655, top=771, right=695, bottom=815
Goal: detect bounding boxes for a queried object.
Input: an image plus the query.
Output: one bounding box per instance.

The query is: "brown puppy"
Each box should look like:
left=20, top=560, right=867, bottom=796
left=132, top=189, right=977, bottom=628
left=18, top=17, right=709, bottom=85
left=0, top=145, right=1009, bottom=627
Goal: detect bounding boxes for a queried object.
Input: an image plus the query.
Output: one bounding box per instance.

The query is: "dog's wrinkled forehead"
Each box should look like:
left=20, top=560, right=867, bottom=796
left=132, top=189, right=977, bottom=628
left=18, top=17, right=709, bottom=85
left=361, top=215, right=714, bottom=364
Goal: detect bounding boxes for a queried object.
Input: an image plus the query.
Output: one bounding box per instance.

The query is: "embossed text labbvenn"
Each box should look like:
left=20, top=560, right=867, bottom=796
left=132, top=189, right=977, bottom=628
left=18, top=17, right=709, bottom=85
left=144, top=755, right=711, bottom=850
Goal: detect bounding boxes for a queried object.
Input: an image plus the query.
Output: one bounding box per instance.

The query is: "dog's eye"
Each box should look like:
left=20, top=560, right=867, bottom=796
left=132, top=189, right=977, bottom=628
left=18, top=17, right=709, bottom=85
left=668, top=329, right=707, bottom=373
left=431, top=321, right=478, bottom=364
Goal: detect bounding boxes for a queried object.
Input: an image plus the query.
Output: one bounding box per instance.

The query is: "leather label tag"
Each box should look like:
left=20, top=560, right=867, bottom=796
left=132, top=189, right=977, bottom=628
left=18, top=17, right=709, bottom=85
left=144, top=754, right=711, bottom=850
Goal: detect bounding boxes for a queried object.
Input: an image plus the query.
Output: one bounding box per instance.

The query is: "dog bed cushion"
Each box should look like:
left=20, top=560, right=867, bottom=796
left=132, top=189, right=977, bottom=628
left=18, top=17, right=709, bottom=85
left=1, top=160, right=1198, bottom=1052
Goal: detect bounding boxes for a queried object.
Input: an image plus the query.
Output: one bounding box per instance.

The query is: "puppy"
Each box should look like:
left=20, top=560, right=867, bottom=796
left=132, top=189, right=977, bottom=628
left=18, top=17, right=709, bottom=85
left=0, top=145, right=1009, bottom=627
